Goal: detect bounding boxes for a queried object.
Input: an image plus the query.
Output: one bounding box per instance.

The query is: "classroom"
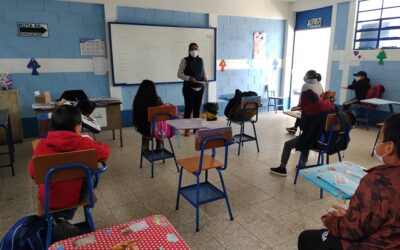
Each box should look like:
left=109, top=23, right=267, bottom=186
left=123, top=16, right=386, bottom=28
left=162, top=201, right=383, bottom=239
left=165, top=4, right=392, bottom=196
left=1, top=0, right=400, bottom=249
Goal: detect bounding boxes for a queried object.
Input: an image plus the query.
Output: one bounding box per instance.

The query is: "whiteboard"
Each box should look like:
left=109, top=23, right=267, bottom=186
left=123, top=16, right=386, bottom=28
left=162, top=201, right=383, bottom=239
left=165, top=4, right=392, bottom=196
left=109, top=23, right=216, bottom=85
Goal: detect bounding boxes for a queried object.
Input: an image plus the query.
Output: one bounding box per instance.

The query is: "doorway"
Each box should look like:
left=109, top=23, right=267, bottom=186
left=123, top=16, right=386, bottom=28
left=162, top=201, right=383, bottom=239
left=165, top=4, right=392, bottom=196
left=290, top=27, right=331, bottom=107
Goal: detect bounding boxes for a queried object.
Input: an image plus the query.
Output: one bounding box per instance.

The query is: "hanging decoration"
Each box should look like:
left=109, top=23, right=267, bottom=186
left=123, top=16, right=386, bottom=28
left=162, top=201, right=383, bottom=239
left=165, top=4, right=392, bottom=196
left=219, top=59, right=226, bottom=72
left=0, top=72, right=13, bottom=90
left=27, top=58, right=41, bottom=75
left=376, top=49, right=387, bottom=65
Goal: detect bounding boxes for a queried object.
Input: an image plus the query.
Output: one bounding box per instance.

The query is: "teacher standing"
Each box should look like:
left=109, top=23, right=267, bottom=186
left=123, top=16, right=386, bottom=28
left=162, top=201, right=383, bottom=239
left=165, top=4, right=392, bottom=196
left=177, top=42, right=208, bottom=136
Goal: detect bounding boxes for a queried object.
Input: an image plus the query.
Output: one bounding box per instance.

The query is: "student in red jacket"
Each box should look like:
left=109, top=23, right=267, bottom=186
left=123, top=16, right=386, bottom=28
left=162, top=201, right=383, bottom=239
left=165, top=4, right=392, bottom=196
left=29, top=105, right=110, bottom=238
left=298, top=113, right=400, bottom=250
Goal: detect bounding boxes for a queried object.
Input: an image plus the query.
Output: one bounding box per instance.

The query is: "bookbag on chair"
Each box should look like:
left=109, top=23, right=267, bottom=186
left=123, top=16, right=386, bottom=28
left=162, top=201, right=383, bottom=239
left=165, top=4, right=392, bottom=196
left=224, top=89, right=258, bottom=121
left=0, top=215, right=47, bottom=250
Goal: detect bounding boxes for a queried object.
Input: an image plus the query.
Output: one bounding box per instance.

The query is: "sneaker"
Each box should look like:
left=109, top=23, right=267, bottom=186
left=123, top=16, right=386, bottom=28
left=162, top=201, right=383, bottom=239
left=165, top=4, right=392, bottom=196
left=286, top=127, right=297, bottom=134
left=52, top=219, right=80, bottom=242
left=270, top=167, right=287, bottom=177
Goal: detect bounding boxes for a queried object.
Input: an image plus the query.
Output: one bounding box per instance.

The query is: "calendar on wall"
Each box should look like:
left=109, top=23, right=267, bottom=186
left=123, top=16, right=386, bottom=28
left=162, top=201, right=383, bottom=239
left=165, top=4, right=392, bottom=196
left=79, top=38, right=105, bottom=56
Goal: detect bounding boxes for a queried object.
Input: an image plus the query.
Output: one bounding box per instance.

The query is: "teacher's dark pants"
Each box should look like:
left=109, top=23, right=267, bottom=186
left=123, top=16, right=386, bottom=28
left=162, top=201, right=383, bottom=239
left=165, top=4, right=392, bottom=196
left=182, top=86, right=204, bottom=119
left=298, top=229, right=343, bottom=250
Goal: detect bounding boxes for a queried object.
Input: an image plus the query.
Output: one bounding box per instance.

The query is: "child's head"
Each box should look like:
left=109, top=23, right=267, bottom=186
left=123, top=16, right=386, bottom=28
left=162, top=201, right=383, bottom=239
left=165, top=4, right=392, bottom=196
left=50, top=105, right=82, bottom=134
left=376, top=113, right=400, bottom=163
left=304, top=70, right=318, bottom=82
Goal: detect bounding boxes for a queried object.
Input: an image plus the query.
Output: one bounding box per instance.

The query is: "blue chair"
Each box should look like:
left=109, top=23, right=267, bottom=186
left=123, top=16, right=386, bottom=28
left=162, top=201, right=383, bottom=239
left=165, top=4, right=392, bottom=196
left=265, top=85, right=284, bottom=113
left=294, top=113, right=354, bottom=198
left=0, top=109, right=15, bottom=176
left=140, top=105, right=179, bottom=178
left=176, top=127, right=233, bottom=232
left=227, top=96, right=261, bottom=155
left=32, top=149, right=99, bottom=249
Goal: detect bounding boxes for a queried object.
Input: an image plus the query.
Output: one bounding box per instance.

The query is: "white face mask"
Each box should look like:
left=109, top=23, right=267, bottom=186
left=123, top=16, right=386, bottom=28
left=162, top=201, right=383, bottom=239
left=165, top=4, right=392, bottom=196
left=374, top=142, right=387, bottom=163
left=189, top=50, right=199, bottom=58
left=303, top=75, right=311, bottom=83
left=355, top=76, right=361, bottom=81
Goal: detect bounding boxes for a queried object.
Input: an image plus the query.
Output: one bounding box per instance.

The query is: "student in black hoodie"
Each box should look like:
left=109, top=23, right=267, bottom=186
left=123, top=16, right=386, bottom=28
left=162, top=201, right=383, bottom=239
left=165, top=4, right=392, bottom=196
left=342, top=71, right=371, bottom=111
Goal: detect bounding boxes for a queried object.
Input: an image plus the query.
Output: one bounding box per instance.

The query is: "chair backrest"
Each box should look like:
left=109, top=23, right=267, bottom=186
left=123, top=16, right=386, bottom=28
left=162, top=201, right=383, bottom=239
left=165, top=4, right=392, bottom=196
left=32, top=149, right=98, bottom=185
left=195, top=127, right=232, bottom=151
left=324, top=112, right=355, bottom=132
left=147, top=105, right=177, bottom=122
left=241, top=96, right=261, bottom=109
left=264, top=85, right=276, bottom=98
left=320, top=91, right=336, bottom=102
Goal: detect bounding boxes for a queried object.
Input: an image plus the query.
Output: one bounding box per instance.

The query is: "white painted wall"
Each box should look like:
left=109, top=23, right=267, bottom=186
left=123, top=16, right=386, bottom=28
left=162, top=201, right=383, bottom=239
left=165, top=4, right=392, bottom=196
left=64, top=0, right=290, bottom=19
left=292, top=0, right=351, bottom=12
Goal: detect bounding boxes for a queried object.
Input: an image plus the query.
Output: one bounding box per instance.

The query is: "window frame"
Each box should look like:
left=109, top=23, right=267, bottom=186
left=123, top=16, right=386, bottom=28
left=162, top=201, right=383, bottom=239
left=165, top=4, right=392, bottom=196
left=354, top=0, right=400, bottom=50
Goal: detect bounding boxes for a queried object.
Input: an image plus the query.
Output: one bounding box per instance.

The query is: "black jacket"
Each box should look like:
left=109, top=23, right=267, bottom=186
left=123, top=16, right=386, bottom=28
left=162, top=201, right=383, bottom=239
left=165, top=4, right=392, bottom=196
left=348, top=78, right=371, bottom=100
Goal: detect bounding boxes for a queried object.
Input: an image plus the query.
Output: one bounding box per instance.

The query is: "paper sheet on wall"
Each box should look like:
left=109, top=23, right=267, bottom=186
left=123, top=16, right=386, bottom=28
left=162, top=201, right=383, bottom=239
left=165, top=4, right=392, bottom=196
left=91, top=107, right=107, bottom=127
left=93, top=57, right=107, bottom=75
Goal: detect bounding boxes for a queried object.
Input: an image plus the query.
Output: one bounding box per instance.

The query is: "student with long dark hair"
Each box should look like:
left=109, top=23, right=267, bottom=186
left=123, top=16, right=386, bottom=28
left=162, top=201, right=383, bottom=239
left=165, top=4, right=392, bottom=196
left=133, top=79, right=163, bottom=151
left=177, top=42, right=208, bottom=136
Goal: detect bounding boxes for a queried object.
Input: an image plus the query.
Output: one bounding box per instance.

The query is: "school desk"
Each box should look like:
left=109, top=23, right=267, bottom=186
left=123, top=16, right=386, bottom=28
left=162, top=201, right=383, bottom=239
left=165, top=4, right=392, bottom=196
left=32, top=97, right=123, bottom=147
left=299, top=161, right=367, bottom=200
left=360, top=98, right=400, bottom=113
left=49, top=214, right=189, bottom=250
left=283, top=110, right=301, bottom=119
left=166, top=118, right=220, bottom=130
left=0, top=109, right=15, bottom=176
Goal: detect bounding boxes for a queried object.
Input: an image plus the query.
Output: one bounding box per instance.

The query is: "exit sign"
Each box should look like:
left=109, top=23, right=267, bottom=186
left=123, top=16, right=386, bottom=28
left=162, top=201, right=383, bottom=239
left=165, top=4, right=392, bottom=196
left=307, top=17, right=322, bottom=28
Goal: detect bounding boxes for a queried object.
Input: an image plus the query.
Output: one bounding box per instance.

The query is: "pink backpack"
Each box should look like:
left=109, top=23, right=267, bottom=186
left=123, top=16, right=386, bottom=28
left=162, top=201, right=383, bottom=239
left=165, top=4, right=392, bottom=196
left=151, top=120, right=175, bottom=140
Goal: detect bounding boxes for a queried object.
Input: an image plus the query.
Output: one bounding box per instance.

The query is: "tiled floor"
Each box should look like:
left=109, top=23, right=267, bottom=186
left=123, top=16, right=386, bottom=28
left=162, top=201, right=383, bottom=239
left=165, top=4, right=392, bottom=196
left=0, top=112, right=381, bottom=249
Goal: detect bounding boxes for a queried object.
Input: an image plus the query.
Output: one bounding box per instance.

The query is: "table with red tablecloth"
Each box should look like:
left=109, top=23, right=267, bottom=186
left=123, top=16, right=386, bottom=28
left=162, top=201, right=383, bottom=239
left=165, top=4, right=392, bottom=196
left=49, top=214, right=189, bottom=250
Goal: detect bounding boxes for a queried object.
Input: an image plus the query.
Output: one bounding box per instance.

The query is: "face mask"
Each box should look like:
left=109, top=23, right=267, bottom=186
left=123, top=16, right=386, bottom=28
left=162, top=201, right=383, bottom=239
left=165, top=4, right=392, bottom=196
left=355, top=76, right=361, bottom=81
left=189, top=50, right=199, bottom=58
left=374, top=142, right=387, bottom=163
left=303, top=75, right=312, bottom=83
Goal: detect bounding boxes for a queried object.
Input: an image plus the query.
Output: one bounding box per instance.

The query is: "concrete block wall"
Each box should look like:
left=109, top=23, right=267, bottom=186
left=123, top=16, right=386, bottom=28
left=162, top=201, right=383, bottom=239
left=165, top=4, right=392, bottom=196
left=0, top=0, right=109, bottom=137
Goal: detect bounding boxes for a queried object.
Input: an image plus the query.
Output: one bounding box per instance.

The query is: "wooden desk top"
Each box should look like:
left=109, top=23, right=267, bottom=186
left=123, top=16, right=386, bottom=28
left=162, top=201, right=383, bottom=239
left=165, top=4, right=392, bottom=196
left=283, top=110, right=301, bottom=119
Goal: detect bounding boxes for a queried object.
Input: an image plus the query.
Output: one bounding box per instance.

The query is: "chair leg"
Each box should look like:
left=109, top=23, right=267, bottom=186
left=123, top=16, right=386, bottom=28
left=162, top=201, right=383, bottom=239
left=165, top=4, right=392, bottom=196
left=218, top=170, right=233, bottom=220
left=294, top=168, right=300, bottom=184
left=140, top=139, right=144, bottom=169
left=84, top=206, right=96, bottom=232
left=205, top=169, right=208, bottom=182
left=195, top=175, right=200, bottom=232
left=168, top=138, right=179, bottom=172
left=267, top=100, right=270, bottom=112
left=46, top=216, right=53, bottom=249
left=237, top=123, right=244, bottom=156
left=6, top=126, right=15, bottom=175
left=251, top=122, right=260, bottom=153
left=326, top=155, right=330, bottom=164
left=93, top=174, right=99, bottom=189
left=320, top=188, right=324, bottom=199
left=176, top=167, right=183, bottom=210
left=151, top=139, right=154, bottom=178
left=337, top=152, right=342, bottom=162
left=274, top=100, right=278, bottom=114
left=366, top=109, right=370, bottom=131
left=371, top=126, right=381, bottom=156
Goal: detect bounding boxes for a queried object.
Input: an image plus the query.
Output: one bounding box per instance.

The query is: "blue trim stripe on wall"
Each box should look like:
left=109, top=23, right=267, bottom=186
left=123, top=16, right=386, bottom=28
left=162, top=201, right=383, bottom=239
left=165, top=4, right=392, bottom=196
left=295, top=6, right=333, bottom=30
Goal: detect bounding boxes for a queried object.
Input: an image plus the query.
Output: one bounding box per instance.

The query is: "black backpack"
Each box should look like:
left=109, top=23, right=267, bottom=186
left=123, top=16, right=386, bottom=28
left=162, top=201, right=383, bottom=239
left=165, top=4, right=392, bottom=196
left=320, top=112, right=355, bottom=155
left=224, top=89, right=257, bottom=120
left=0, top=215, right=47, bottom=250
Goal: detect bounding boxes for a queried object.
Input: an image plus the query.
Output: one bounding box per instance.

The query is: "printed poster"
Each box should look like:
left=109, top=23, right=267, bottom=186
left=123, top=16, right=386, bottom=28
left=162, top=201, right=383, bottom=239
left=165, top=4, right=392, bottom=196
left=253, top=32, right=267, bottom=59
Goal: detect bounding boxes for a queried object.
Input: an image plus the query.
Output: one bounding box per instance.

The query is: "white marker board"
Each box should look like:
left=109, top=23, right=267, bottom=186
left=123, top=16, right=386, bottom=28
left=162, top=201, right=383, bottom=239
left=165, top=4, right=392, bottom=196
left=109, top=23, right=216, bottom=85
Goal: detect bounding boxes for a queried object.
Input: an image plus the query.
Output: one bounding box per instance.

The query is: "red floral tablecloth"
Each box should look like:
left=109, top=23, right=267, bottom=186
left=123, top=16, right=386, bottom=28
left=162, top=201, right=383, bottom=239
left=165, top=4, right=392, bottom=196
left=49, top=215, right=189, bottom=250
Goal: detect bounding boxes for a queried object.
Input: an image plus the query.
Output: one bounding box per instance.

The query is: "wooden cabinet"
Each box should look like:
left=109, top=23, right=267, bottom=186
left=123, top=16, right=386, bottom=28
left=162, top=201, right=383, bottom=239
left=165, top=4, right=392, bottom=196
left=0, top=90, right=23, bottom=143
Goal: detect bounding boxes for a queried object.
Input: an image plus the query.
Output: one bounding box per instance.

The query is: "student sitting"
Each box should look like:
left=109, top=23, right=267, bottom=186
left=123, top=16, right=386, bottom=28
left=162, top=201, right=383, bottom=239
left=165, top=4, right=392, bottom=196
left=342, top=71, right=371, bottom=111
left=133, top=79, right=164, bottom=152
left=29, top=105, right=110, bottom=239
left=298, top=113, right=400, bottom=250
left=270, top=89, right=335, bottom=176
left=286, top=70, right=324, bottom=134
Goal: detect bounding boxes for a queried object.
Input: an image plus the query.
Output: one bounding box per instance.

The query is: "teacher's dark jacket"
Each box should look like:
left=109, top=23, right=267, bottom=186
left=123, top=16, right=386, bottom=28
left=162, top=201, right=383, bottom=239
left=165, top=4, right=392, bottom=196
left=295, top=89, right=336, bottom=151
left=177, top=56, right=206, bottom=89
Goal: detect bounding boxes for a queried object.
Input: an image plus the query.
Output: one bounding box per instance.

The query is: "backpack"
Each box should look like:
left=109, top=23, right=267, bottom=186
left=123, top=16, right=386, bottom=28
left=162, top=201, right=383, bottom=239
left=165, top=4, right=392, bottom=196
left=203, top=103, right=219, bottom=121
left=151, top=120, right=175, bottom=140
left=319, top=112, right=355, bottom=155
left=363, top=84, right=385, bottom=109
left=224, top=89, right=258, bottom=120
left=0, top=215, right=47, bottom=250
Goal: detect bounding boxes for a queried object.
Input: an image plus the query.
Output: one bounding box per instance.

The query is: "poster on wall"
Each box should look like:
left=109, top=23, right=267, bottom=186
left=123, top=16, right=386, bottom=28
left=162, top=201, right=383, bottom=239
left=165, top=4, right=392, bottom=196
left=80, top=38, right=105, bottom=56
left=253, top=32, right=267, bottom=59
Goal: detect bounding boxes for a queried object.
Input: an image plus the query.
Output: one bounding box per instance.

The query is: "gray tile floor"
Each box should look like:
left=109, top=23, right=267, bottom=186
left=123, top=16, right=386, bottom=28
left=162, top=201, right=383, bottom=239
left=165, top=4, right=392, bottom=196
left=0, top=112, right=381, bottom=249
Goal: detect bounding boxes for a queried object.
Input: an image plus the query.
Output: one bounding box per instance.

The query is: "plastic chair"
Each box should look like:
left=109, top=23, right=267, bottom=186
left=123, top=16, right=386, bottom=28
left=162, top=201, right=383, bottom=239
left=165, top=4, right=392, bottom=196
left=140, top=105, right=179, bottom=178
left=294, top=112, right=355, bottom=198
left=176, top=127, right=234, bottom=232
left=227, top=96, right=261, bottom=155
left=265, top=85, right=284, bottom=113
left=0, top=109, right=15, bottom=176
left=32, top=149, right=99, bottom=249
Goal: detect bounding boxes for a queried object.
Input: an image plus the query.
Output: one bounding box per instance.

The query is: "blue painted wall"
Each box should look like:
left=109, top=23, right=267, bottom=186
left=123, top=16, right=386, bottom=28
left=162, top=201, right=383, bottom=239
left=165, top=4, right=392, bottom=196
left=0, top=0, right=109, bottom=138
left=333, top=2, right=350, bottom=50
left=329, top=61, right=343, bottom=99
left=217, top=16, right=285, bottom=97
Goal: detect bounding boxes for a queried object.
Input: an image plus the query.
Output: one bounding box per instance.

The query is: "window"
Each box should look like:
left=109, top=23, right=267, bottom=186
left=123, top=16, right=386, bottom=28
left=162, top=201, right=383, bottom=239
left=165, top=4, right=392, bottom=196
left=355, top=0, right=400, bottom=49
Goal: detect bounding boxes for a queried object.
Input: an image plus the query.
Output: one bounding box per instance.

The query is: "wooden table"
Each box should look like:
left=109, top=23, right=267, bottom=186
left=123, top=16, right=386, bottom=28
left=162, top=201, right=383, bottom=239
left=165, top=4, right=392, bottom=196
left=283, top=110, right=301, bottom=119
left=32, top=98, right=123, bottom=147
left=49, top=215, right=189, bottom=250
left=299, top=161, right=367, bottom=200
